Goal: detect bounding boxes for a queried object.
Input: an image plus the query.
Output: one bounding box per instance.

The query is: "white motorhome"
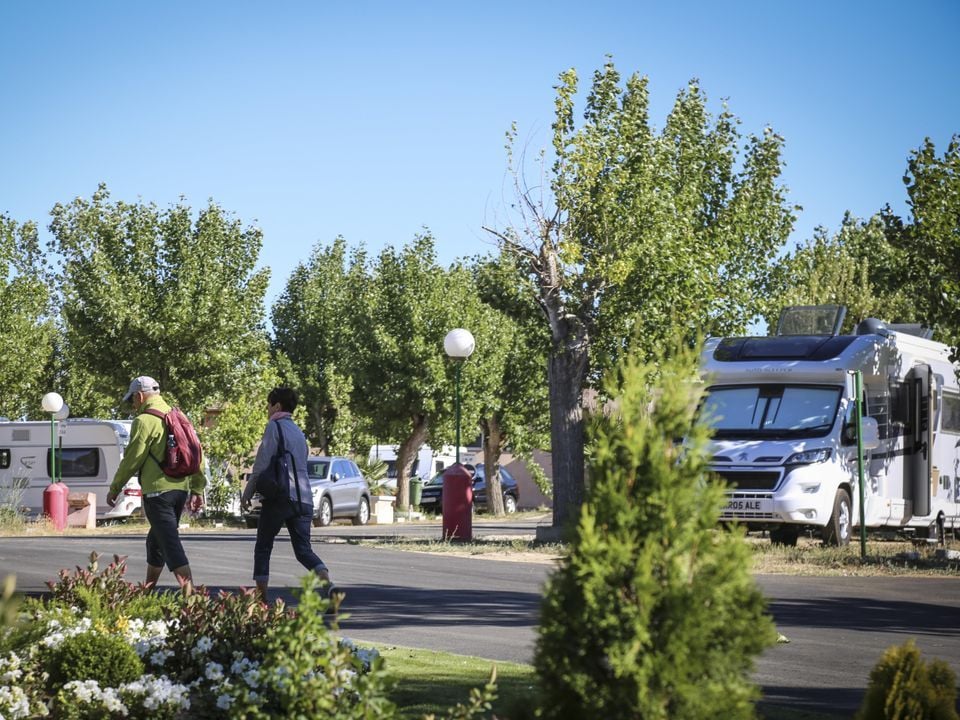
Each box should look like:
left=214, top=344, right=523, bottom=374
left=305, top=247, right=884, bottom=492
left=0, top=418, right=142, bottom=522
left=700, top=305, right=960, bottom=545
left=368, top=444, right=470, bottom=488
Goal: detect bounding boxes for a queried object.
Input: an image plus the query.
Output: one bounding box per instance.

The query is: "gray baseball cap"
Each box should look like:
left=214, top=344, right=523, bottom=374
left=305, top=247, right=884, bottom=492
left=122, top=375, right=159, bottom=402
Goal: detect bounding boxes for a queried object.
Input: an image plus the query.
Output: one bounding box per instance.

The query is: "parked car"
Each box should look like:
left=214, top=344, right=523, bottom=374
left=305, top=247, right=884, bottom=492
left=418, top=464, right=519, bottom=513
left=243, top=456, right=371, bottom=528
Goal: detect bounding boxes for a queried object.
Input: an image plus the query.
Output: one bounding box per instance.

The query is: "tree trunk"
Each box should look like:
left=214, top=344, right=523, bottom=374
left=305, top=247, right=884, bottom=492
left=548, top=334, right=588, bottom=530
left=481, top=415, right=506, bottom=515
left=395, top=415, right=429, bottom=509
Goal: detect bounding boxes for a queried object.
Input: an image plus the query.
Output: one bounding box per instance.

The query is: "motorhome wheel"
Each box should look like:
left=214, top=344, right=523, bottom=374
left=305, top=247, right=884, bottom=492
left=822, top=489, right=852, bottom=546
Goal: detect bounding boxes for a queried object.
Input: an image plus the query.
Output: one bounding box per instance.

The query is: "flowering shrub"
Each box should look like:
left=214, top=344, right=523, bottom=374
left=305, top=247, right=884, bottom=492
left=0, top=555, right=392, bottom=719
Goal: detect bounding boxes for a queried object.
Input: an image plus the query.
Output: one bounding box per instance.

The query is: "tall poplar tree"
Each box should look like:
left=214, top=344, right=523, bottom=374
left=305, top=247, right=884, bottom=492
left=487, top=61, right=795, bottom=531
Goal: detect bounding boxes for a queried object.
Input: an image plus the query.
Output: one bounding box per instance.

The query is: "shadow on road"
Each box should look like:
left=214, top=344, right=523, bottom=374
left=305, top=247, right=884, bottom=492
left=768, top=595, right=960, bottom=637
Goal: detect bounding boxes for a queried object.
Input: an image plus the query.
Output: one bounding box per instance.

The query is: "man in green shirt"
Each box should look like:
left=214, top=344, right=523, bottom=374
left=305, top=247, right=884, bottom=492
left=106, top=376, right=206, bottom=593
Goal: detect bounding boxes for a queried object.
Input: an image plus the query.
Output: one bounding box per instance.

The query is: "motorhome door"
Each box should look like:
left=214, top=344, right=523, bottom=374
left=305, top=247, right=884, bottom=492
left=907, top=364, right=933, bottom=517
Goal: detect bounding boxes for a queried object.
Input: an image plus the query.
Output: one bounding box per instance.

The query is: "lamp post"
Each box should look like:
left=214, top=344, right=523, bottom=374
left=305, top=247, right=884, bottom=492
left=41, top=392, right=64, bottom=482
left=443, top=329, right=475, bottom=464
left=41, top=392, right=69, bottom=531
left=54, top=403, right=70, bottom=484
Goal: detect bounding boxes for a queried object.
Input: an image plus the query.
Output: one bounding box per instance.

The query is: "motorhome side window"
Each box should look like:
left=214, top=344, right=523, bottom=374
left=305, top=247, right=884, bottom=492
left=46, top=448, right=100, bottom=478
left=942, top=393, right=960, bottom=434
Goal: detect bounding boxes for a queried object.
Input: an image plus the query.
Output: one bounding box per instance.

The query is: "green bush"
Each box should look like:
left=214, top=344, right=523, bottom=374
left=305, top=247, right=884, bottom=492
left=43, top=631, right=144, bottom=689
left=535, top=346, right=777, bottom=720
left=856, top=639, right=958, bottom=720
left=253, top=573, right=397, bottom=719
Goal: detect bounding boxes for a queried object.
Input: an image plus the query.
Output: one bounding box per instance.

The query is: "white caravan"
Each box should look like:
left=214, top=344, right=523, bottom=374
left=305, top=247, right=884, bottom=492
left=0, top=418, right=142, bottom=522
left=700, top=305, right=960, bottom=545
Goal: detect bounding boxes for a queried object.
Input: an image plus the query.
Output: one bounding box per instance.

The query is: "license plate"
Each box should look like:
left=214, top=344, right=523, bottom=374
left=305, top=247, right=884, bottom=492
left=723, top=498, right=771, bottom=513
left=420, top=497, right=436, bottom=504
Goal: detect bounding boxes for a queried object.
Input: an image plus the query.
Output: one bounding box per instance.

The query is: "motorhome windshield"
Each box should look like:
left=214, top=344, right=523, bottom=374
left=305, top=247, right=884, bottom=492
left=702, top=384, right=842, bottom=438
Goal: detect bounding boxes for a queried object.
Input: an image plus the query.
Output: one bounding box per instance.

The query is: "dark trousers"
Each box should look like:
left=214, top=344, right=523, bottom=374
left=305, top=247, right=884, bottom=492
left=253, top=502, right=327, bottom=582
left=143, top=490, right=189, bottom=571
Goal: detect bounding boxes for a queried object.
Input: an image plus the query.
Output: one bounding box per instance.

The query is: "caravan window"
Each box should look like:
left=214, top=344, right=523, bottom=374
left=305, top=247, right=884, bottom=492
left=46, top=448, right=100, bottom=478
left=942, top=394, right=960, bottom=434
left=701, top=385, right=842, bottom=438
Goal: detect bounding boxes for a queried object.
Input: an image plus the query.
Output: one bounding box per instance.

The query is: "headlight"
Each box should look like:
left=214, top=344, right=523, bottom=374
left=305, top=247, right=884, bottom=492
left=786, top=448, right=832, bottom=465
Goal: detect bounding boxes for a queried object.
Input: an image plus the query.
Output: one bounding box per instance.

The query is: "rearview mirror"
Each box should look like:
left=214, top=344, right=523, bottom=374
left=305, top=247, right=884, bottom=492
left=860, top=417, right=880, bottom=450
left=842, top=417, right=880, bottom=450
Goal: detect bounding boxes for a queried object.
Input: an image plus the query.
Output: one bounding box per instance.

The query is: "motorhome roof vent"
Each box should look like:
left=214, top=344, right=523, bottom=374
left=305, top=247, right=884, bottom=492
left=888, top=323, right=934, bottom=340
left=776, top=305, right=846, bottom=336
left=855, top=318, right=890, bottom=336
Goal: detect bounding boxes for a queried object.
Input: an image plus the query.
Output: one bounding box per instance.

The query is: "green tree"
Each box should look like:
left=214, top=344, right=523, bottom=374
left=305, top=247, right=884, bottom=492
left=898, top=136, right=960, bottom=359
left=272, top=237, right=368, bottom=454
left=0, top=215, right=55, bottom=419
left=535, top=344, right=776, bottom=719
left=474, top=253, right=551, bottom=513
left=48, top=185, right=272, bottom=419
left=487, top=61, right=795, bottom=531
left=762, top=212, right=917, bottom=332
left=350, top=235, right=504, bottom=508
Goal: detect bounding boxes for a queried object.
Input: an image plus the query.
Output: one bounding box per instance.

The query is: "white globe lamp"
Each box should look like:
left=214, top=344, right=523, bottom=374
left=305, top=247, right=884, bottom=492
left=443, top=329, right=475, bottom=463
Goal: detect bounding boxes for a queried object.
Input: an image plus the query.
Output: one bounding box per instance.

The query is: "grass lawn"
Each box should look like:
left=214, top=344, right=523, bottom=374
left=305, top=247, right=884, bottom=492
left=376, top=644, right=844, bottom=720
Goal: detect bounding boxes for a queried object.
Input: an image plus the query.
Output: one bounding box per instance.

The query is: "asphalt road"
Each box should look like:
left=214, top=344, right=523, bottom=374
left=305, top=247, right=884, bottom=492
left=2, top=521, right=958, bottom=716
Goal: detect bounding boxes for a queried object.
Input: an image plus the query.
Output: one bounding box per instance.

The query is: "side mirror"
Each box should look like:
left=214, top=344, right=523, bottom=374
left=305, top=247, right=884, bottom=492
left=843, top=417, right=880, bottom=450
left=332, top=472, right=341, bottom=482
left=860, top=417, right=880, bottom=450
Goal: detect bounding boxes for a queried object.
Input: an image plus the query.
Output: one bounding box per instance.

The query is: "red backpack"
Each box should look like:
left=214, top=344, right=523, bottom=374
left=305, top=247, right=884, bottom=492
left=143, top=407, right=203, bottom=478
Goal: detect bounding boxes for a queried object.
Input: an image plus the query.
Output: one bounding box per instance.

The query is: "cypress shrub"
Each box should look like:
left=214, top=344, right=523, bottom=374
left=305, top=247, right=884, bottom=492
left=43, top=631, right=144, bottom=690
left=856, top=639, right=958, bottom=720
left=534, top=346, right=777, bottom=720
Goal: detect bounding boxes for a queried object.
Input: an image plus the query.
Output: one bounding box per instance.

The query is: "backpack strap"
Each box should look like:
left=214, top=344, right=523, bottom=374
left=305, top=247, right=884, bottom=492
left=141, top=408, right=177, bottom=478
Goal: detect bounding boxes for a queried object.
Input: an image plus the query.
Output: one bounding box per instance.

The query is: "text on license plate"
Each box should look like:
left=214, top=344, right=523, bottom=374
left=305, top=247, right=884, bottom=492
left=724, top=499, right=771, bottom=512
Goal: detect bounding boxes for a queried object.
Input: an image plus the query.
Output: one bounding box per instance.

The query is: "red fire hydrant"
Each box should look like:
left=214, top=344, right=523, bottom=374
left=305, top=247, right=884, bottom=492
left=43, top=481, right=70, bottom=531
left=442, top=463, right=473, bottom=541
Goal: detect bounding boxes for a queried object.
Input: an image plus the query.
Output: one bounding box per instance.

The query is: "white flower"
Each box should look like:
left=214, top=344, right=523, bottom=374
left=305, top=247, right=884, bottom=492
left=191, top=636, right=214, bottom=658
left=0, top=683, right=33, bottom=718
left=0, top=652, right=24, bottom=684
left=204, top=662, right=224, bottom=682
left=242, top=669, right=260, bottom=688
left=121, top=674, right=191, bottom=711
left=150, top=649, right=173, bottom=667
left=216, top=693, right=234, bottom=709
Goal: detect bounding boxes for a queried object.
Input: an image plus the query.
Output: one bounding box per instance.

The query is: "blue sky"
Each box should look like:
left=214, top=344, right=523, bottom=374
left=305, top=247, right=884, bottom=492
left=2, top=1, right=958, bottom=313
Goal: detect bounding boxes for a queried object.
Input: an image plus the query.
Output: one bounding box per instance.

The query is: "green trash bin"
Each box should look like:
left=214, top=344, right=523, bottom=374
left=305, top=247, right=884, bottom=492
left=409, top=478, right=423, bottom=506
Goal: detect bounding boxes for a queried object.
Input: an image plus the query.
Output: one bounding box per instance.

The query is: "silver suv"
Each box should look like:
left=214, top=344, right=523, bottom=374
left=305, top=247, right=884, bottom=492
left=242, top=455, right=371, bottom=528
left=307, top=456, right=371, bottom=527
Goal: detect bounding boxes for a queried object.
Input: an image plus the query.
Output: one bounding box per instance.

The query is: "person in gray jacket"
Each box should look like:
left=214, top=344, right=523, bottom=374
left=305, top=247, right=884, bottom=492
left=241, top=387, right=335, bottom=601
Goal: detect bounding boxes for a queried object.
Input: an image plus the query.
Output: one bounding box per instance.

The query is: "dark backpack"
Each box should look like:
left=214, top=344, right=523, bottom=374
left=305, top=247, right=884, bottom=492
left=256, top=420, right=304, bottom=508
left=143, top=407, right=203, bottom=478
